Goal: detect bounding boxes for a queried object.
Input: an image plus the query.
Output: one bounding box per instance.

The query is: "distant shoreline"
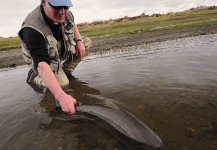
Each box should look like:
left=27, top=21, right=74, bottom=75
left=0, top=25, right=217, bottom=69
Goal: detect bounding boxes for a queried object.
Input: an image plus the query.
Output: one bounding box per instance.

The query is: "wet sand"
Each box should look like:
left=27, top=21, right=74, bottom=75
left=0, top=25, right=217, bottom=69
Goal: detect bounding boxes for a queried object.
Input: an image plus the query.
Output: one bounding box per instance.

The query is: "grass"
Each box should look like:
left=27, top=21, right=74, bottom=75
left=1, top=5, right=217, bottom=51
left=78, top=7, right=217, bottom=38
left=0, top=37, right=21, bottom=50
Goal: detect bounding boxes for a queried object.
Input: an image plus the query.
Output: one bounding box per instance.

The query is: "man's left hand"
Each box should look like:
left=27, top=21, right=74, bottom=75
left=76, top=41, right=86, bottom=59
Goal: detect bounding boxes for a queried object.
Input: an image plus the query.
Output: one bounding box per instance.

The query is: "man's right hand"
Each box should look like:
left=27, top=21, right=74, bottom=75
left=57, top=92, right=77, bottom=114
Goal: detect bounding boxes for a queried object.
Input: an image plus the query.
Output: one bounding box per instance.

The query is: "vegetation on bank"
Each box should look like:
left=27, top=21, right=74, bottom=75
left=78, top=5, right=217, bottom=38
left=0, top=5, right=217, bottom=51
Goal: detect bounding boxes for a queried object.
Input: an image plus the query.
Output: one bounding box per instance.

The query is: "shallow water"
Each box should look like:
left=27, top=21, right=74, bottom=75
left=1, top=34, right=217, bottom=149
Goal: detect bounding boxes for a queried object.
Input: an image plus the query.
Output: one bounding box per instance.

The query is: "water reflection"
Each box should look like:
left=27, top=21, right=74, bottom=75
left=72, top=34, right=217, bottom=149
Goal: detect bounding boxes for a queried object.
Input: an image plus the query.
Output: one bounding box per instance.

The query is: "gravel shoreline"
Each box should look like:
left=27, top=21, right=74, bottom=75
left=1, top=25, right=217, bottom=69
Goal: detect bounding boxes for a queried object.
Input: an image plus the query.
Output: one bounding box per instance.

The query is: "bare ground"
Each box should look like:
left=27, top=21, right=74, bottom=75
left=1, top=25, right=217, bottom=69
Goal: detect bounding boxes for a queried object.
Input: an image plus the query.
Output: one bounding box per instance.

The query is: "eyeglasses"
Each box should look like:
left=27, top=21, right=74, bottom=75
left=48, top=2, right=69, bottom=10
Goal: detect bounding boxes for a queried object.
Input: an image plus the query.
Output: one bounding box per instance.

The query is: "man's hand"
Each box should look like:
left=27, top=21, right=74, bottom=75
left=57, top=93, right=77, bottom=114
left=76, top=41, right=86, bottom=60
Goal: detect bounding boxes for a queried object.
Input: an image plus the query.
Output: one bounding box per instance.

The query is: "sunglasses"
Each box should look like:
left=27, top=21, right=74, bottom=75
left=48, top=2, right=69, bottom=10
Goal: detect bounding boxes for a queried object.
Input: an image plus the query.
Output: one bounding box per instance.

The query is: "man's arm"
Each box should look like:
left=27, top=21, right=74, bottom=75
left=38, top=62, right=77, bottom=114
left=22, top=28, right=77, bottom=114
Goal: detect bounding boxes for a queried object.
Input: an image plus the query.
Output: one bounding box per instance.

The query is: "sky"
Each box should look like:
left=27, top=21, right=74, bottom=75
left=0, top=0, right=216, bottom=37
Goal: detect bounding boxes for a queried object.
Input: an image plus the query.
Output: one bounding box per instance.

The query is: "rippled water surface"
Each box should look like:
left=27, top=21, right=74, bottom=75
left=0, top=34, right=217, bottom=149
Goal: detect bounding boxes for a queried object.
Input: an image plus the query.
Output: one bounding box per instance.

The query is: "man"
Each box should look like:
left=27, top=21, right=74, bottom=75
left=18, top=0, right=92, bottom=114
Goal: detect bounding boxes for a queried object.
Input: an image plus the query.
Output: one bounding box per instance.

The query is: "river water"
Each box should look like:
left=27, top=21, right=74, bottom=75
left=0, top=34, right=217, bottom=150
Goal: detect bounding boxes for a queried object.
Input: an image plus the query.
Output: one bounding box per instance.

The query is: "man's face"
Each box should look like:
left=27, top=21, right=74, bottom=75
left=43, top=1, right=69, bottom=23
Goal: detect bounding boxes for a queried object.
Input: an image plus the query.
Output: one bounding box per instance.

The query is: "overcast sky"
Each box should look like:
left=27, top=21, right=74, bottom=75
left=0, top=0, right=216, bottom=37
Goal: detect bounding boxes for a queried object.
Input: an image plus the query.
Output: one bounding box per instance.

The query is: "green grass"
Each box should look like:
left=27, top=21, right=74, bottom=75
left=0, top=37, right=21, bottom=50
left=78, top=7, right=217, bottom=38
left=1, top=6, right=217, bottom=51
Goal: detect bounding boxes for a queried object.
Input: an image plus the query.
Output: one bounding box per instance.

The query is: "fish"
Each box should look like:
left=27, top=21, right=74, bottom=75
left=74, top=104, right=167, bottom=150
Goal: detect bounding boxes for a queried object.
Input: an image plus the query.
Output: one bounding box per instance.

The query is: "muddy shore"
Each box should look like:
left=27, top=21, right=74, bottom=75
left=1, top=25, right=217, bottom=69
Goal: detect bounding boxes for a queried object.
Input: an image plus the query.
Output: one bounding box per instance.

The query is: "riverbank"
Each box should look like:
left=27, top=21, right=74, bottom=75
left=0, top=25, right=217, bottom=69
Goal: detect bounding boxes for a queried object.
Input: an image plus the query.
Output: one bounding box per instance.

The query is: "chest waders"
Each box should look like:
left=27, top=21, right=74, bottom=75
left=19, top=6, right=92, bottom=88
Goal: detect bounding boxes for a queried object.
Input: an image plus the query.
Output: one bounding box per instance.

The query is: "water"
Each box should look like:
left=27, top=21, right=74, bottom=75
left=0, top=34, right=217, bottom=149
